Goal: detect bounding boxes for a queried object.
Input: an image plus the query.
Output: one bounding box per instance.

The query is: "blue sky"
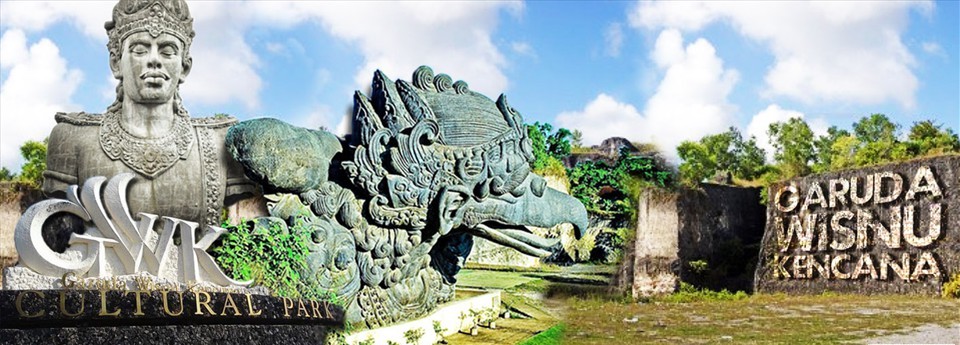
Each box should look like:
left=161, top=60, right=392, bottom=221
left=1, top=1, right=957, bottom=170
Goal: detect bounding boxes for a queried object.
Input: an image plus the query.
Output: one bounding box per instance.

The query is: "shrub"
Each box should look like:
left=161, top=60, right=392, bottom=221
left=211, top=217, right=337, bottom=303
left=404, top=327, right=424, bottom=345
left=943, top=273, right=960, bottom=299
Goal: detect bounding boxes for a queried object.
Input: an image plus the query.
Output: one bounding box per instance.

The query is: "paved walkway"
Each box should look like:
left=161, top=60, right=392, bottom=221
left=861, top=323, right=960, bottom=345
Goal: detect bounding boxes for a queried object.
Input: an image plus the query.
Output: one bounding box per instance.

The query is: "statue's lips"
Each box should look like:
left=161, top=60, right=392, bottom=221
left=141, top=72, right=169, bottom=86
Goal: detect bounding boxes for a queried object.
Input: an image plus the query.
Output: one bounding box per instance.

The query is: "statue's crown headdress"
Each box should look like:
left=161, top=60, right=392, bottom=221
left=105, top=0, right=194, bottom=56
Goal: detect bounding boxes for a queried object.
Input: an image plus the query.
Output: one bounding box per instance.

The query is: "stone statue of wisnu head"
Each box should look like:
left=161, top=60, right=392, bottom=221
left=103, top=0, right=195, bottom=116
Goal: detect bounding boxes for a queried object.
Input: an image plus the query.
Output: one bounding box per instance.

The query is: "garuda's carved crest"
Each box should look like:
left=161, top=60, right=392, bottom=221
left=345, top=66, right=542, bottom=234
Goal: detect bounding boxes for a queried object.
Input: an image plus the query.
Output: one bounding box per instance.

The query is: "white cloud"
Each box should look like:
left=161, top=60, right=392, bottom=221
left=234, top=1, right=519, bottom=97
left=1, top=1, right=520, bottom=116
left=265, top=42, right=286, bottom=55
left=631, top=1, right=930, bottom=109
left=296, top=105, right=335, bottom=130
left=511, top=42, right=537, bottom=59
left=0, top=1, right=263, bottom=111
left=0, top=1, right=114, bottom=39
left=179, top=2, right=262, bottom=110
left=921, top=41, right=946, bottom=58
left=807, top=117, right=830, bottom=139
left=0, top=30, right=82, bottom=171
left=557, top=30, right=736, bottom=162
left=556, top=94, right=645, bottom=146
left=642, top=30, right=738, bottom=159
left=604, top=23, right=624, bottom=57
left=100, top=72, right=118, bottom=102
left=335, top=112, right=352, bottom=137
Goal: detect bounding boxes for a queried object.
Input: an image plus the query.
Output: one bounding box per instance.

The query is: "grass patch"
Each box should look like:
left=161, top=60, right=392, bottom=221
left=659, top=282, right=748, bottom=303
left=463, top=262, right=562, bottom=273
left=457, top=269, right=542, bottom=290
left=560, top=293, right=959, bottom=345
left=518, top=324, right=565, bottom=345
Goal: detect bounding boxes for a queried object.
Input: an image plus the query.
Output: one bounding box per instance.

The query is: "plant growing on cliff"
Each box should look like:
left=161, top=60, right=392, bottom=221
left=0, top=167, right=13, bottom=181
left=943, top=273, right=960, bottom=299
left=569, top=147, right=671, bottom=215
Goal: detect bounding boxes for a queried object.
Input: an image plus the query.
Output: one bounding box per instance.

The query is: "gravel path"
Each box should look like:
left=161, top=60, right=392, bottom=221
left=861, top=323, right=960, bottom=345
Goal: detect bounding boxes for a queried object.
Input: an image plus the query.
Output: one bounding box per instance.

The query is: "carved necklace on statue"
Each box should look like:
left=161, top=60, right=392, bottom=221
left=99, top=110, right=195, bottom=178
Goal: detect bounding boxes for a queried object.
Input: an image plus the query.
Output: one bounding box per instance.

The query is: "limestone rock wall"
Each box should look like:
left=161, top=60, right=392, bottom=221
left=755, top=155, right=959, bottom=295
left=616, top=184, right=765, bottom=297
left=0, top=182, right=43, bottom=286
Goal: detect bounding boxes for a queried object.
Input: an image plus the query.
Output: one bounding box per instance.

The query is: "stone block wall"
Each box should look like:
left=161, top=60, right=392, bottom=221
left=755, top=155, right=959, bottom=294
left=616, top=184, right=765, bottom=297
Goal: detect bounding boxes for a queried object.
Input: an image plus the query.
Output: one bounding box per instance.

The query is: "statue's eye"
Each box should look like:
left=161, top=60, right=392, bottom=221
left=130, top=45, right=148, bottom=55
left=160, top=46, right=177, bottom=57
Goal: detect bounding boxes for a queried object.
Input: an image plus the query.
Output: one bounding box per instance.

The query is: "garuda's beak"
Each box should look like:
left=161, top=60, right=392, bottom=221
left=464, top=175, right=590, bottom=257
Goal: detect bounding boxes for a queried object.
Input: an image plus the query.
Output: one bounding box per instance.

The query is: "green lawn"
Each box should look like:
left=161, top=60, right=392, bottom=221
left=518, top=324, right=565, bottom=345
left=559, top=293, right=959, bottom=345
left=457, top=269, right=542, bottom=290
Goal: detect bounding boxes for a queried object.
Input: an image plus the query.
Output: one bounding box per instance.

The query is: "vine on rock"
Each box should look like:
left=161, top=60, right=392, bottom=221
left=569, top=147, right=671, bottom=215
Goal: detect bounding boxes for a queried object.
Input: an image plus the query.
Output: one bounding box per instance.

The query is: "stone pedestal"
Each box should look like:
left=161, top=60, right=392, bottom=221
left=345, top=289, right=501, bottom=345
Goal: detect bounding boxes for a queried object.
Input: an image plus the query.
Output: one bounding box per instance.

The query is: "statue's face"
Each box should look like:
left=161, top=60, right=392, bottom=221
left=114, top=31, right=188, bottom=104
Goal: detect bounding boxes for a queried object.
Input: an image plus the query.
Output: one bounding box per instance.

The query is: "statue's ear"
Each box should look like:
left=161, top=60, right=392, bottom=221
left=436, top=187, right=470, bottom=236
left=109, top=54, right=121, bottom=79
left=180, top=55, right=192, bottom=82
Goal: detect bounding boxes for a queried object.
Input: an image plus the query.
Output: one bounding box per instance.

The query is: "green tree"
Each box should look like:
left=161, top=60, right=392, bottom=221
left=768, top=118, right=814, bottom=178
left=526, top=122, right=572, bottom=176
left=0, top=167, right=15, bottom=181
left=850, top=114, right=909, bottom=166
left=853, top=113, right=899, bottom=143
left=677, top=140, right=715, bottom=184
left=546, top=127, right=573, bottom=158
left=677, top=127, right=766, bottom=184
left=828, top=135, right=859, bottom=171
left=812, top=126, right=850, bottom=173
left=905, top=120, right=960, bottom=156
left=18, top=140, right=47, bottom=187
left=732, top=135, right=767, bottom=180
left=571, top=129, right=584, bottom=149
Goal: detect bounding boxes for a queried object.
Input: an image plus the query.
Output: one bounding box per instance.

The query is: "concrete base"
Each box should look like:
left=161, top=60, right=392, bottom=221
left=345, top=288, right=501, bottom=345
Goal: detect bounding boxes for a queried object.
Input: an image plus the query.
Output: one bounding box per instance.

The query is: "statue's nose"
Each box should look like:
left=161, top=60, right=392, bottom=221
left=146, top=47, right=161, bottom=69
